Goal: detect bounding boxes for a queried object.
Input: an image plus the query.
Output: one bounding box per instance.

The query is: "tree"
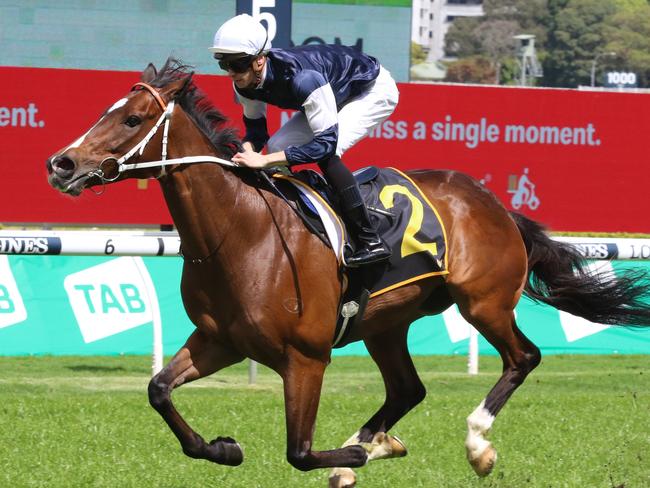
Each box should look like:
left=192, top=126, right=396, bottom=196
left=543, top=0, right=618, bottom=87
left=443, top=0, right=650, bottom=88
left=474, top=20, right=519, bottom=83
left=410, top=42, right=427, bottom=66
left=444, top=17, right=483, bottom=58
left=483, top=0, right=550, bottom=45
left=444, top=56, right=497, bottom=84
left=444, top=0, right=550, bottom=85
left=612, top=0, right=647, bottom=9
left=604, top=3, right=650, bottom=86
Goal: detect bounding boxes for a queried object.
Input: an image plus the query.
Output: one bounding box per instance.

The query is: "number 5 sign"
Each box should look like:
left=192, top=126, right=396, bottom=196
left=237, top=0, right=293, bottom=49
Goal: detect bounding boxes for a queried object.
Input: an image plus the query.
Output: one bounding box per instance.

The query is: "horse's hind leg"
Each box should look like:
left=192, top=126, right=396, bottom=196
left=457, top=302, right=541, bottom=477
left=329, top=324, right=422, bottom=487
left=148, top=329, right=244, bottom=465
left=358, top=324, right=425, bottom=441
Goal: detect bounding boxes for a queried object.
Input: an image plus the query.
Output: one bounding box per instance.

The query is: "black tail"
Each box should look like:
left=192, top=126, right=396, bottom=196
left=511, top=212, right=650, bottom=327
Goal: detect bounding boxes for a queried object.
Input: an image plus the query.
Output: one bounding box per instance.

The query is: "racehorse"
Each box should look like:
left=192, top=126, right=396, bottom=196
left=46, top=59, right=650, bottom=485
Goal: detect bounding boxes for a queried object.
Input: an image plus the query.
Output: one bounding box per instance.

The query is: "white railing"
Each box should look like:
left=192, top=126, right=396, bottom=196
left=2, top=230, right=649, bottom=378
left=0, top=230, right=180, bottom=256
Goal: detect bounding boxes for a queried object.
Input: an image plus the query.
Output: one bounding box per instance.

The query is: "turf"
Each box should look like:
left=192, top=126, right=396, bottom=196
left=0, top=355, right=648, bottom=487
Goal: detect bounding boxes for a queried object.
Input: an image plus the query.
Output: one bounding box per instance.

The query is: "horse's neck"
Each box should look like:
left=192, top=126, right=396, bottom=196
left=158, top=118, right=253, bottom=262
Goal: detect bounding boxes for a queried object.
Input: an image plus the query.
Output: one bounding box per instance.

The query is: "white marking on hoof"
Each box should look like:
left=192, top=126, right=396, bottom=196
left=386, top=434, right=408, bottom=458
left=361, top=432, right=408, bottom=461
left=465, top=400, right=497, bottom=476
left=340, top=430, right=408, bottom=461
left=469, top=443, right=497, bottom=477
left=329, top=467, right=357, bottom=488
left=329, top=431, right=408, bottom=486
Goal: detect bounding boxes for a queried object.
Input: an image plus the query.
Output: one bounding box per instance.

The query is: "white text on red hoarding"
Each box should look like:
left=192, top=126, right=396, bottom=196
left=0, top=103, right=44, bottom=128
left=368, top=115, right=600, bottom=149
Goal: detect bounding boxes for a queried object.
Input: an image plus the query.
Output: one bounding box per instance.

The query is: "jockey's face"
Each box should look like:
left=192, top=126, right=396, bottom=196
left=216, top=54, right=266, bottom=90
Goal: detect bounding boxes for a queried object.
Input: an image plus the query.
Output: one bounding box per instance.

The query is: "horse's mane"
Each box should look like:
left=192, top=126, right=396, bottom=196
left=149, top=58, right=243, bottom=158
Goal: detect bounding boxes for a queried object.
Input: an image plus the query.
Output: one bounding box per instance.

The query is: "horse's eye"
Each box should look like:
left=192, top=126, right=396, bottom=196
left=125, top=115, right=141, bottom=128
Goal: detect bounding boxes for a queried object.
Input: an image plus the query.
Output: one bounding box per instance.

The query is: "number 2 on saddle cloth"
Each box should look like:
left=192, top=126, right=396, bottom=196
left=272, top=166, right=449, bottom=331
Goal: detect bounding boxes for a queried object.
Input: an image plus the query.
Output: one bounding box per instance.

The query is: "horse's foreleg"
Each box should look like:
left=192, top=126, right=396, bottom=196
left=462, top=309, right=541, bottom=477
left=329, top=325, right=420, bottom=487
left=282, top=348, right=368, bottom=471
left=148, top=329, right=244, bottom=465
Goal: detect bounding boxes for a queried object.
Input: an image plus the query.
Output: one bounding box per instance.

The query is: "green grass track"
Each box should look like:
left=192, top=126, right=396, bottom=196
left=0, top=355, right=648, bottom=487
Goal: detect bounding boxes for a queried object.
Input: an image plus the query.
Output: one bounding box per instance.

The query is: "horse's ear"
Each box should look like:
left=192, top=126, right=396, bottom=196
left=141, top=63, right=157, bottom=83
left=159, top=73, right=194, bottom=102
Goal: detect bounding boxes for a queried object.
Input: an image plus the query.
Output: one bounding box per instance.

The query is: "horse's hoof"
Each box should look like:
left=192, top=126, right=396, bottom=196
left=329, top=467, right=357, bottom=488
left=362, top=432, right=408, bottom=461
left=384, top=434, right=407, bottom=458
left=207, top=436, right=244, bottom=466
left=468, top=443, right=497, bottom=477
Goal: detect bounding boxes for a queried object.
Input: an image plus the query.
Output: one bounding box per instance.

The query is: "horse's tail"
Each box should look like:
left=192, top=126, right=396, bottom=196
left=511, top=212, right=650, bottom=327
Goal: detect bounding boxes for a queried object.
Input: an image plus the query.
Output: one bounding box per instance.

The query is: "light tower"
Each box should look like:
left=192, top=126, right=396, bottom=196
left=513, top=34, right=543, bottom=86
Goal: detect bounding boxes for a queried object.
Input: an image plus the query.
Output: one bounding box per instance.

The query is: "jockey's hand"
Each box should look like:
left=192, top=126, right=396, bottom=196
left=232, top=147, right=288, bottom=169
left=232, top=148, right=269, bottom=168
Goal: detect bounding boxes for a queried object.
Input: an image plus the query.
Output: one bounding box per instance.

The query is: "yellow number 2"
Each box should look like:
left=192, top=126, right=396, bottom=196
left=379, top=185, right=438, bottom=259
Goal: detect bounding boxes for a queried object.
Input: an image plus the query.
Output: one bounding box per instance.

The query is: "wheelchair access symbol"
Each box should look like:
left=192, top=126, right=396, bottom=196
left=508, top=168, right=540, bottom=210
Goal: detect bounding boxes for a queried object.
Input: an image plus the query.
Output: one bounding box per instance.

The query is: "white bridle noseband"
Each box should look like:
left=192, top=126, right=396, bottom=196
left=90, top=82, right=237, bottom=184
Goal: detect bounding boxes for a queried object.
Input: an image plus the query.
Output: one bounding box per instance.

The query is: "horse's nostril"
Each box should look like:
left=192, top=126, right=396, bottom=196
left=51, top=155, right=76, bottom=177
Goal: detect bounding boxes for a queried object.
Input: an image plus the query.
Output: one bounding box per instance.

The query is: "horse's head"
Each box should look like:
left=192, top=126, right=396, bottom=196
left=46, top=62, right=191, bottom=195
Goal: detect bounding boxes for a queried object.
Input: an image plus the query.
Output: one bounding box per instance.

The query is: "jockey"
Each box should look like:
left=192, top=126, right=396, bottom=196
left=209, top=14, right=399, bottom=267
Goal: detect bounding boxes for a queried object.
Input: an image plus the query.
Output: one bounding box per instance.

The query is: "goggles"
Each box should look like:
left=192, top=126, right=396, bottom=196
left=214, top=54, right=255, bottom=73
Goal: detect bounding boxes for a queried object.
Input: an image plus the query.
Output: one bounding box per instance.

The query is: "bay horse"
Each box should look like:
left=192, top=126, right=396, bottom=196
left=46, top=59, right=650, bottom=485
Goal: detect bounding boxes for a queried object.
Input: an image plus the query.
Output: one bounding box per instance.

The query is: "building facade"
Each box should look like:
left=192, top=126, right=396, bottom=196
left=411, top=0, right=484, bottom=62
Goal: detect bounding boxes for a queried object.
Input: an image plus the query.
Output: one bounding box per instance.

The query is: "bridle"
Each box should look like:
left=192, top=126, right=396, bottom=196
left=81, top=81, right=320, bottom=264
left=88, top=81, right=238, bottom=186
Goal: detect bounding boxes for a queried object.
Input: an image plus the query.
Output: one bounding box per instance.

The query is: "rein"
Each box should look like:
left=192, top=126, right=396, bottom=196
left=88, top=82, right=237, bottom=185
left=85, top=81, right=301, bottom=265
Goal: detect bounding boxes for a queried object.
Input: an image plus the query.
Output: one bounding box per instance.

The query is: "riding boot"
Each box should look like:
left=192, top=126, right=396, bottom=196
left=339, top=184, right=391, bottom=267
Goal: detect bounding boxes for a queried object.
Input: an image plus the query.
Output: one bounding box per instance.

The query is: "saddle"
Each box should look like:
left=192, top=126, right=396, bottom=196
left=268, top=166, right=449, bottom=348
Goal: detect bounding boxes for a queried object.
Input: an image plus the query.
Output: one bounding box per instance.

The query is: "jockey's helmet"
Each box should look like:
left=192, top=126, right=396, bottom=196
left=209, top=14, right=271, bottom=58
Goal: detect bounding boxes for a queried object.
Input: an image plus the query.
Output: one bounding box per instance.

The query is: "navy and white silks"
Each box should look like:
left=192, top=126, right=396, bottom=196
left=234, top=44, right=399, bottom=165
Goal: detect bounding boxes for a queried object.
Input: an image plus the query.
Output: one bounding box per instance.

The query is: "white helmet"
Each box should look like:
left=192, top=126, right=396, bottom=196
left=209, top=14, right=271, bottom=56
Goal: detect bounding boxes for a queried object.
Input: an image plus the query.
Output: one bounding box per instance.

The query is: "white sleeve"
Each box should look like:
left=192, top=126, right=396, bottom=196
left=301, top=83, right=338, bottom=134
left=236, top=89, right=267, bottom=120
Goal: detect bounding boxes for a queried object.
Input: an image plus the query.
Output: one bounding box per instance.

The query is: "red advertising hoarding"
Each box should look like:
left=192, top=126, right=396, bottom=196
left=2, top=66, right=649, bottom=232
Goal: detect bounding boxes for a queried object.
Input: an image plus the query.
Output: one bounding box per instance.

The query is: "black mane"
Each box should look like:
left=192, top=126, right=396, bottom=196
left=149, top=58, right=243, bottom=158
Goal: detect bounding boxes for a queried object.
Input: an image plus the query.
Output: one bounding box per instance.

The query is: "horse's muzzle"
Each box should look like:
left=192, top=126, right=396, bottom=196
left=47, top=154, right=76, bottom=180
left=47, top=154, right=87, bottom=195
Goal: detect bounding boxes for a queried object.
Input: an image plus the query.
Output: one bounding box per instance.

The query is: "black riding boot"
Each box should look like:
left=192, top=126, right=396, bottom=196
left=318, top=155, right=391, bottom=266
left=339, top=184, right=391, bottom=267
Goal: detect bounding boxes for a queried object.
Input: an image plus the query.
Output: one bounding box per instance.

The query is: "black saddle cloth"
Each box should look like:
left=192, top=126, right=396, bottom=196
left=270, top=166, right=449, bottom=347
